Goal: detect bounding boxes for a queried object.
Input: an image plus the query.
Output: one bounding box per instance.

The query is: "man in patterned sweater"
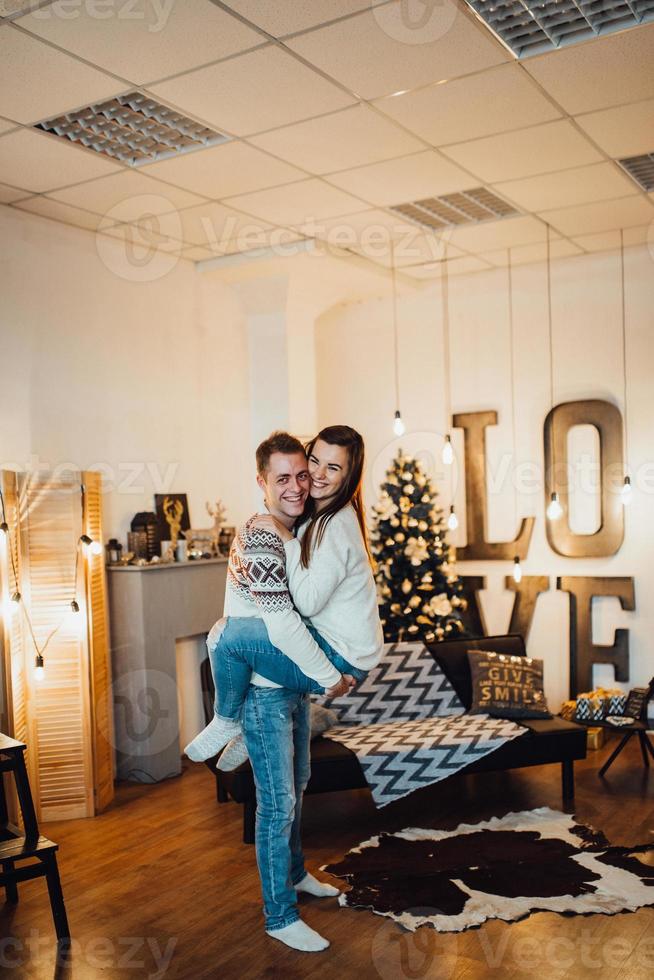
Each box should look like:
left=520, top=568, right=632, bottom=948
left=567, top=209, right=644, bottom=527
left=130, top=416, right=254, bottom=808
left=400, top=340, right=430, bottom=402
left=212, top=432, right=352, bottom=952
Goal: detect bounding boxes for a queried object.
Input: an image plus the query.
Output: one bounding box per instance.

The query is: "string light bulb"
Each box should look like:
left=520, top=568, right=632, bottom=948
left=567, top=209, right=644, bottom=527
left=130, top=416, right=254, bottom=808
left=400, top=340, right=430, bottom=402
left=70, top=599, right=80, bottom=613
left=80, top=534, right=92, bottom=549
left=90, top=540, right=103, bottom=556
left=0, top=521, right=8, bottom=535
left=393, top=410, right=406, bottom=437
left=34, top=654, right=45, bottom=682
left=442, top=435, right=454, bottom=465
left=512, top=556, right=523, bottom=583
left=546, top=491, right=563, bottom=521
left=620, top=475, right=632, bottom=505
left=10, top=590, right=21, bottom=604
left=447, top=505, right=458, bottom=531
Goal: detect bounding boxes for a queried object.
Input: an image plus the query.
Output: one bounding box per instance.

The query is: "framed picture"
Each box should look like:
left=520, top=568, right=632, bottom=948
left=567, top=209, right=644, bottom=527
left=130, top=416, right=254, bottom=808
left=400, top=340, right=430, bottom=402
left=155, top=493, right=191, bottom=544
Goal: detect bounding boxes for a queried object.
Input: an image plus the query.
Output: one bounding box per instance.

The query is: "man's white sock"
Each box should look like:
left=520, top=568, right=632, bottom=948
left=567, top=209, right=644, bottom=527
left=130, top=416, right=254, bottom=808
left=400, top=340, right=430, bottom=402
left=184, top=717, right=241, bottom=762
left=266, top=920, right=330, bottom=952
left=296, top=872, right=340, bottom=898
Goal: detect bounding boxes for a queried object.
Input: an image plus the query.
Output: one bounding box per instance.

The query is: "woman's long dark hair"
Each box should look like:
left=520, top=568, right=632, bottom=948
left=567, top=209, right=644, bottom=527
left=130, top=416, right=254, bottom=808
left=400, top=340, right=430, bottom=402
left=300, top=425, right=372, bottom=568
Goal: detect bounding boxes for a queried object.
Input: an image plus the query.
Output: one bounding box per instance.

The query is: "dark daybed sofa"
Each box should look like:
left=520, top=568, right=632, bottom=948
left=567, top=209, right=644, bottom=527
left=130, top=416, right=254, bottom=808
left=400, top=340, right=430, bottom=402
left=202, top=634, right=587, bottom=843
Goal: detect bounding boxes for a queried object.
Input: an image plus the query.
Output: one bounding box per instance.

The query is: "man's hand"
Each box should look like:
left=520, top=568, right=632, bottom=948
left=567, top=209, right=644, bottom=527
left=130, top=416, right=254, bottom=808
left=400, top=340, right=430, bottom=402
left=325, top=674, right=356, bottom=699
left=251, top=514, right=293, bottom=543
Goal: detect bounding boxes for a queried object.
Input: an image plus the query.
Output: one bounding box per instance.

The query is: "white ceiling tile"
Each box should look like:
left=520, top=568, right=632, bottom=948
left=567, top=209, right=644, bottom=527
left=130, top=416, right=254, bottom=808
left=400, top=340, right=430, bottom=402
left=494, top=163, right=637, bottom=213
left=184, top=228, right=306, bottom=261
left=100, top=221, right=185, bottom=253
left=479, top=239, right=582, bottom=268
left=402, top=256, right=491, bottom=278
left=539, top=196, right=654, bottom=237
left=0, top=181, right=29, bottom=203
left=150, top=45, right=354, bottom=136
left=224, top=178, right=367, bottom=226
left=353, top=230, right=465, bottom=267
left=574, top=100, right=654, bottom=159
left=572, top=226, right=650, bottom=253
left=176, top=201, right=273, bottom=248
left=182, top=245, right=220, bottom=262
left=326, top=150, right=471, bottom=206
left=140, top=141, right=304, bottom=199
left=446, top=215, right=554, bottom=252
left=221, top=0, right=376, bottom=36
left=249, top=104, right=423, bottom=174
left=295, top=207, right=425, bottom=239
left=287, top=1, right=508, bottom=100
left=442, top=120, right=603, bottom=184
left=0, top=129, right=121, bottom=192
left=17, top=0, right=262, bottom=86
left=525, top=23, right=654, bottom=115
left=13, top=194, right=107, bottom=231
left=49, top=171, right=206, bottom=221
left=0, top=25, right=125, bottom=124
left=375, top=64, right=561, bottom=146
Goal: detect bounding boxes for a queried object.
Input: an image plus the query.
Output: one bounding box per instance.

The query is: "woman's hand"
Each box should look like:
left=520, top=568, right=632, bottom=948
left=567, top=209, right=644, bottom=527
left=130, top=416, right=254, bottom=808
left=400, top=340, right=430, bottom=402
left=252, top=514, right=294, bottom=542
left=325, top=674, right=356, bottom=699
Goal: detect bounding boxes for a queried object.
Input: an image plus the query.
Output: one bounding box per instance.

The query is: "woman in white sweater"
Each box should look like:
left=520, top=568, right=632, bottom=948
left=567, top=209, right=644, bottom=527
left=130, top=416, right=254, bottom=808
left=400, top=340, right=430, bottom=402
left=186, top=425, right=383, bottom=767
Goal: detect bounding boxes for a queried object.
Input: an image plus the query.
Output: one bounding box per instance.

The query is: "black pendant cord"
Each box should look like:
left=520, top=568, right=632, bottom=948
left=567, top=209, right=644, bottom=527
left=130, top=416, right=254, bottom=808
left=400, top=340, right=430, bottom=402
left=507, top=247, right=518, bottom=529
left=619, top=229, right=629, bottom=470
left=391, top=238, right=401, bottom=417
left=441, top=242, right=452, bottom=438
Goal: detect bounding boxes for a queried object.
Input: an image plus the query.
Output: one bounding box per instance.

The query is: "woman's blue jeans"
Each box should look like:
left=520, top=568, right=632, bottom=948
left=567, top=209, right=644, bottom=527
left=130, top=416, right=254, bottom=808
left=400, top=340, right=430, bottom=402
left=209, top=616, right=366, bottom=721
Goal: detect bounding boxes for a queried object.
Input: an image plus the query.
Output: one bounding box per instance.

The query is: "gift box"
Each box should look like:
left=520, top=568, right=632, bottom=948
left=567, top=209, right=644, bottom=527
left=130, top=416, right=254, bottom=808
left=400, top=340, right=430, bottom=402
left=607, top=694, right=627, bottom=716
left=586, top=727, right=605, bottom=750
left=560, top=700, right=577, bottom=721
left=575, top=694, right=607, bottom=722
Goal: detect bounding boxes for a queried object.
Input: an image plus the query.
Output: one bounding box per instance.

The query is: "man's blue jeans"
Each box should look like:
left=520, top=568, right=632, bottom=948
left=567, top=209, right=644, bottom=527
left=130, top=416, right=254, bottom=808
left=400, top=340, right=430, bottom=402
left=242, top=686, right=311, bottom=931
left=209, top=616, right=366, bottom=720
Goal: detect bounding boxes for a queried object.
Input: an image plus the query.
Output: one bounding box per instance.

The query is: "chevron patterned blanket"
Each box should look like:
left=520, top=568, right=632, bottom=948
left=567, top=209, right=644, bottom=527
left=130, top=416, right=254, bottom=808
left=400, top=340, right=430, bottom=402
left=327, top=714, right=527, bottom=807
left=324, top=643, right=526, bottom=807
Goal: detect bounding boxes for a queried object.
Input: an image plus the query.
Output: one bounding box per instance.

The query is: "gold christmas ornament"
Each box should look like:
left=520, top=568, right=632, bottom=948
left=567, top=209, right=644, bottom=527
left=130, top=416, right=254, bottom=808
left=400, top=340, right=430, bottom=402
left=401, top=579, right=412, bottom=594
left=408, top=596, right=421, bottom=608
left=405, top=484, right=414, bottom=494
left=394, top=532, right=406, bottom=542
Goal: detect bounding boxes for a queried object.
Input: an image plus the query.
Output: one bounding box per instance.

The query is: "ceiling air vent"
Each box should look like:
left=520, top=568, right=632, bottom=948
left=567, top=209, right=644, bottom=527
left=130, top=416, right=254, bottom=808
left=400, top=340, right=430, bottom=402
left=465, top=0, right=654, bottom=58
left=35, top=92, right=229, bottom=166
left=390, top=187, right=519, bottom=230
left=617, top=152, right=654, bottom=192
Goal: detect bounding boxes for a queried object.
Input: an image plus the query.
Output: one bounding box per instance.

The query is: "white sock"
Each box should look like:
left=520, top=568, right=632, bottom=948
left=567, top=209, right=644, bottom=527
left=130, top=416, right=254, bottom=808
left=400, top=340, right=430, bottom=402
left=216, top=734, right=250, bottom=772
left=266, top=920, right=330, bottom=952
left=184, top=716, right=241, bottom=762
left=296, top=872, right=340, bottom=898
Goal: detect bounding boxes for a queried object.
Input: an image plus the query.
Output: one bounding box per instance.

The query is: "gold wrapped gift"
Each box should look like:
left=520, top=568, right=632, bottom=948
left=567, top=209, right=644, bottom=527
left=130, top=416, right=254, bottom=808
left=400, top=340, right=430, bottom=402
left=586, top=727, right=605, bottom=751
left=560, top=700, right=577, bottom=721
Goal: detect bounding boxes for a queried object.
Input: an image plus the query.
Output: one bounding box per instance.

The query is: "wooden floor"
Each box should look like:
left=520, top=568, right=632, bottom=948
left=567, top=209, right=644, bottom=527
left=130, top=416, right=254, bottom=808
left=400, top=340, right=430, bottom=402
left=2, top=734, right=654, bottom=980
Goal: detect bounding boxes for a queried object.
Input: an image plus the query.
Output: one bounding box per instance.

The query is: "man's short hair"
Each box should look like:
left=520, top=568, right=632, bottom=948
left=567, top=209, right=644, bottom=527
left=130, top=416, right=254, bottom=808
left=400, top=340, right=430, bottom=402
left=256, top=431, right=306, bottom=475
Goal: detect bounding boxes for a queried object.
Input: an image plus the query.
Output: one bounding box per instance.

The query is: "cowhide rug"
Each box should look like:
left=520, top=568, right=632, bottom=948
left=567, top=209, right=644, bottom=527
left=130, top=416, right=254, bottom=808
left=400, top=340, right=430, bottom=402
left=323, top=808, right=654, bottom=932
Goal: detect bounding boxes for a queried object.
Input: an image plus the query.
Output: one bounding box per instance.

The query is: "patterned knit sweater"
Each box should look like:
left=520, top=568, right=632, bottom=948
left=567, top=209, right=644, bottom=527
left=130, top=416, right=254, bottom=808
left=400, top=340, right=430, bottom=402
left=223, top=515, right=342, bottom=689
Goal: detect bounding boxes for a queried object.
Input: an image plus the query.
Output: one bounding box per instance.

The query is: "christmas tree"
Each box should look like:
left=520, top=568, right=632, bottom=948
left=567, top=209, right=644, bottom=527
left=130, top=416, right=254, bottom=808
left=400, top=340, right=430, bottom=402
left=371, top=449, right=466, bottom=643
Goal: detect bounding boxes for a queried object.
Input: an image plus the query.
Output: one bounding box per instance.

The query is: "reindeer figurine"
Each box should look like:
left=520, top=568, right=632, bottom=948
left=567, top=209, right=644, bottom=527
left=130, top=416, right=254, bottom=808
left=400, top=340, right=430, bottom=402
left=206, top=499, right=226, bottom=555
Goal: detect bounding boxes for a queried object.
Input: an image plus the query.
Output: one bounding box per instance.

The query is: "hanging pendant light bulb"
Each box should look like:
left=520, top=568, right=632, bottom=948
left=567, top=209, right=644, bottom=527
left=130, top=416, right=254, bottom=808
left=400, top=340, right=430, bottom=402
left=447, top=505, right=458, bottom=531
left=393, top=410, right=406, bottom=437
left=0, top=521, right=8, bottom=536
left=442, top=435, right=454, bottom=465
left=90, top=540, right=103, bottom=556
left=70, top=599, right=80, bottom=613
left=512, top=556, right=523, bottom=583
left=34, top=653, right=45, bottom=682
left=620, top=475, right=632, bottom=505
left=10, top=590, right=21, bottom=604
left=546, top=492, right=563, bottom=520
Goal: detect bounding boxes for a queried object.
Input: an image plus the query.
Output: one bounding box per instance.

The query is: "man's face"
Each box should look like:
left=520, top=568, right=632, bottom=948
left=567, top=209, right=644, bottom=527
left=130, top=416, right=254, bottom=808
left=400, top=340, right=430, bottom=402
left=257, top=451, right=310, bottom=523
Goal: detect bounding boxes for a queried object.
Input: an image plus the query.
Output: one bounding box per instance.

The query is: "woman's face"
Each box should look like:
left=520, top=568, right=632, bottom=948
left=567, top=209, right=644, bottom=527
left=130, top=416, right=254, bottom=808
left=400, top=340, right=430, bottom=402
left=308, top=438, right=349, bottom=509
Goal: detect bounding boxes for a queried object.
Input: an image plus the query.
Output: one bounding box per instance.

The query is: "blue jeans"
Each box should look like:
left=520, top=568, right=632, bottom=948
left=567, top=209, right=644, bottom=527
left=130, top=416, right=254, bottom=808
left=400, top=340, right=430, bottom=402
left=242, top=686, right=311, bottom=930
left=210, top=616, right=366, bottom=720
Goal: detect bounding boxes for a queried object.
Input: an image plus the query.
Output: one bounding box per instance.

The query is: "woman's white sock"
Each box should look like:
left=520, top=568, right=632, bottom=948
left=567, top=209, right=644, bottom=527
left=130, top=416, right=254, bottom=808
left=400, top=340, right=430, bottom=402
left=216, top=734, right=250, bottom=771
left=296, top=873, right=340, bottom=898
left=183, top=717, right=241, bottom=762
left=266, top=920, right=330, bottom=952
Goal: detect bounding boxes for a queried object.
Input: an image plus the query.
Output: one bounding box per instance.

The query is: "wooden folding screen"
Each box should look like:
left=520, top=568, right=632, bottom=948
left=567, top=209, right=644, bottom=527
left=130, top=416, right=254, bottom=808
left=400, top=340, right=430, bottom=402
left=0, top=469, right=114, bottom=820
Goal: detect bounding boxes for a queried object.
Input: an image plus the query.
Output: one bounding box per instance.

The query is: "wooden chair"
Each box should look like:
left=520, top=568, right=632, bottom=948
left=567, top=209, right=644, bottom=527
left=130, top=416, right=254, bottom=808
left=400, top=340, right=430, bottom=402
left=0, top=733, right=70, bottom=944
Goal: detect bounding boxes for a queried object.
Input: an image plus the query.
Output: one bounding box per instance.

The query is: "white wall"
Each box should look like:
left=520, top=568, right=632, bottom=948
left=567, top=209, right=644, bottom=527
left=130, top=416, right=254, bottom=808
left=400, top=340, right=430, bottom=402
left=316, top=245, right=654, bottom=708
left=0, top=204, right=252, bottom=539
